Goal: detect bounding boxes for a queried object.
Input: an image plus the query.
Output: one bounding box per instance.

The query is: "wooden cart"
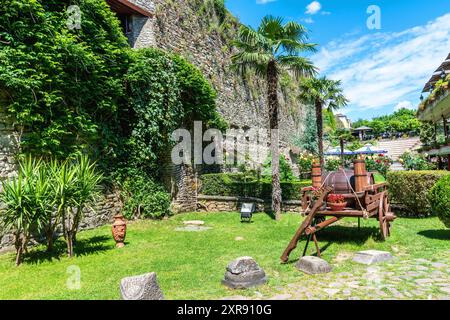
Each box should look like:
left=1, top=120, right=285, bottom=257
left=281, top=159, right=397, bottom=263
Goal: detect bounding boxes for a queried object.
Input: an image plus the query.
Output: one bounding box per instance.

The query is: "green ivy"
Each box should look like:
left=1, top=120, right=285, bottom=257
left=120, top=168, right=171, bottom=219
left=0, top=0, right=130, bottom=158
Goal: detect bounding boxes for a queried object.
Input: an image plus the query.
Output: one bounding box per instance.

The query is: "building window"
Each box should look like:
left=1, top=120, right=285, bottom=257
left=118, top=14, right=132, bottom=36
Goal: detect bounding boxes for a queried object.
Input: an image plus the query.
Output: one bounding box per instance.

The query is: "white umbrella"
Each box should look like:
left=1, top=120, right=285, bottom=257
left=324, top=147, right=354, bottom=156
left=354, top=144, right=388, bottom=155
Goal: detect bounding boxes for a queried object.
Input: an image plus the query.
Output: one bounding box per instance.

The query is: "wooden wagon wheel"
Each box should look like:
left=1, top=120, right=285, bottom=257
left=378, top=193, right=391, bottom=240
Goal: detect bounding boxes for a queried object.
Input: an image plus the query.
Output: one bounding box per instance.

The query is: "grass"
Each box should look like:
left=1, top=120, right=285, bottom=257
left=0, top=212, right=448, bottom=300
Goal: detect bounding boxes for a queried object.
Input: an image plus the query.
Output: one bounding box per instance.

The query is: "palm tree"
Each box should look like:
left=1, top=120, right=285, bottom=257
left=299, top=77, right=348, bottom=169
left=231, top=16, right=317, bottom=220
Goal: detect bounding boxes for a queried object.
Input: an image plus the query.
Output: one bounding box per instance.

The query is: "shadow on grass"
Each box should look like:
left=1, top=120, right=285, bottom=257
left=418, top=229, right=450, bottom=240
left=282, top=225, right=380, bottom=264
left=23, top=235, right=112, bottom=265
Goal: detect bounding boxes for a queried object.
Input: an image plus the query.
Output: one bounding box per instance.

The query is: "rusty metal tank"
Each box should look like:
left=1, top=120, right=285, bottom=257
left=322, top=170, right=375, bottom=194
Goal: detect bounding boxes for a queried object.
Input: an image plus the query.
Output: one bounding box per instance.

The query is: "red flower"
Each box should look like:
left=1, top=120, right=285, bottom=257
left=328, top=194, right=345, bottom=204
left=376, top=159, right=381, bottom=164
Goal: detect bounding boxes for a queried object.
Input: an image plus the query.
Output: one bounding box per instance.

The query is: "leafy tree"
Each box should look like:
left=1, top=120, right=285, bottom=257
left=293, top=104, right=318, bottom=155
left=298, top=77, right=348, bottom=169
left=231, top=15, right=317, bottom=219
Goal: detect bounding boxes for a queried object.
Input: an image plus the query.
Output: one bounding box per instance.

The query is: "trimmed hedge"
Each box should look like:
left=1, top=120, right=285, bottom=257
left=200, top=173, right=311, bottom=200
left=428, top=175, right=450, bottom=228
left=387, top=171, right=450, bottom=217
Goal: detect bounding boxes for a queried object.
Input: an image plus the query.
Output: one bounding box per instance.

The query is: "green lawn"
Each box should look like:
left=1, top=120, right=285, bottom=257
left=0, top=212, right=448, bottom=300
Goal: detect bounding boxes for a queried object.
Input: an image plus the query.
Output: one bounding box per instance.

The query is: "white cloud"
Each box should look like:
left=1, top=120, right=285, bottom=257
left=312, top=13, right=450, bottom=113
left=394, top=101, right=414, bottom=111
left=256, top=0, right=276, bottom=4
left=301, top=17, right=314, bottom=24
left=306, top=1, right=321, bottom=15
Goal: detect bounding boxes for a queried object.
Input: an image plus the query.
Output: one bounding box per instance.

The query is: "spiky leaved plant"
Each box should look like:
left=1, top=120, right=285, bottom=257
left=64, top=155, right=102, bottom=258
left=299, top=77, right=348, bottom=169
left=0, top=156, right=50, bottom=265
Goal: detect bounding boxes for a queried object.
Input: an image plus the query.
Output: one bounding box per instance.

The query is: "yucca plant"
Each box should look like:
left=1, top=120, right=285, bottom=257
left=0, top=156, right=50, bottom=266
left=46, top=158, right=76, bottom=254
left=64, top=155, right=102, bottom=258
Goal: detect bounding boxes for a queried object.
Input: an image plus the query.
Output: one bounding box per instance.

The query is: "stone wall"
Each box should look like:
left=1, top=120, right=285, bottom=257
left=0, top=101, right=19, bottom=181
left=127, top=0, right=307, bottom=144
left=197, top=195, right=302, bottom=214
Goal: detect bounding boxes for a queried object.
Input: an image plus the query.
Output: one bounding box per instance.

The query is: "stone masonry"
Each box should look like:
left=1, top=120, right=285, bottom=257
left=124, top=0, right=306, bottom=211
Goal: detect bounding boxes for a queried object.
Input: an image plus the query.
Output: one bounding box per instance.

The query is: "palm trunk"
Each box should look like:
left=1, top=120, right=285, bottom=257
left=45, top=216, right=54, bottom=252
left=340, top=138, right=345, bottom=166
left=267, top=60, right=282, bottom=220
left=72, top=207, right=82, bottom=248
left=315, top=100, right=324, bottom=170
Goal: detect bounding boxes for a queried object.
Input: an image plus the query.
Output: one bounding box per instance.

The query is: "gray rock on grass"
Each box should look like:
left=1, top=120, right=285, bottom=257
left=353, top=250, right=393, bottom=265
left=222, top=257, right=267, bottom=289
left=296, top=256, right=332, bottom=274
left=120, top=272, right=164, bottom=300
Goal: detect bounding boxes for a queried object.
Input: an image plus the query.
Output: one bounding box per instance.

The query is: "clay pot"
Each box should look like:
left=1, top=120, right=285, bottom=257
left=112, top=215, right=127, bottom=248
left=329, top=202, right=347, bottom=212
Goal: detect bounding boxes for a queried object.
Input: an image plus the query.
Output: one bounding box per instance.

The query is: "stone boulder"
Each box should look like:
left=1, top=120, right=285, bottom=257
left=296, top=256, right=332, bottom=275
left=120, top=272, right=164, bottom=300
left=222, top=257, right=267, bottom=289
left=353, top=250, right=393, bottom=265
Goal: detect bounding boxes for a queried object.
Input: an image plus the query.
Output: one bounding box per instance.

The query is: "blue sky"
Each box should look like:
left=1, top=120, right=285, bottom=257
left=226, top=0, right=450, bottom=121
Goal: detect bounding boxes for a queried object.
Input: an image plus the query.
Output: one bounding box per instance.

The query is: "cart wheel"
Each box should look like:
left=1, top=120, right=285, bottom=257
left=384, top=196, right=392, bottom=237
left=378, top=194, right=391, bottom=240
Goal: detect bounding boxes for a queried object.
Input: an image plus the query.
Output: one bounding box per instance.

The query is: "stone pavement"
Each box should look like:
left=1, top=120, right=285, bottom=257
left=221, top=253, right=450, bottom=300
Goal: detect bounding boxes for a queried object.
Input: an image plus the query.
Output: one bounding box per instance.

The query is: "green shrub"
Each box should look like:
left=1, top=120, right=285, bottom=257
left=399, top=152, right=436, bottom=171
left=428, top=175, right=450, bottom=228
left=297, top=153, right=315, bottom=176
left=121, top=170, right=171, bottom=219
left=324, top=157, right=341, bottom=172
left=366, top=154, right=393, bottom=178
left=200, top=173, right=311, bottom=200
left=387, top=171, right=450, bottom=216
left=262, top=154, right=295, bottom=181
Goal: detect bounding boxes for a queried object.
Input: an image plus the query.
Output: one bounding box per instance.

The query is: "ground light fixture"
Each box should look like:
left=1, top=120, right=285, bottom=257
left=240, top=202, right=256, bottom=222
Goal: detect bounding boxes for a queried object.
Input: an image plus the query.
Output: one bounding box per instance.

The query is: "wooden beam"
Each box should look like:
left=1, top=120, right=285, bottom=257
left=106, top=0, right=154, bottom=17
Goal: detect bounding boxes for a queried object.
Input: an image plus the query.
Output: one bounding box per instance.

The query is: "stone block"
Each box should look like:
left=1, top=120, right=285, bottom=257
left=296, top=256, right=332, bottom=275
left=222, top=257, right=267, bottom=289
left=353, top=250, right=393, bottom=265
left=120, top=272, right=164, bottom=300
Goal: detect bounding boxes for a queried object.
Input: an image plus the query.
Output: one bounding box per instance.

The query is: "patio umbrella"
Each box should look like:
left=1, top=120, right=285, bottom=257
left=354, top=144, right=388, bottom=155
left=324, top=147, right=354, bottom=156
